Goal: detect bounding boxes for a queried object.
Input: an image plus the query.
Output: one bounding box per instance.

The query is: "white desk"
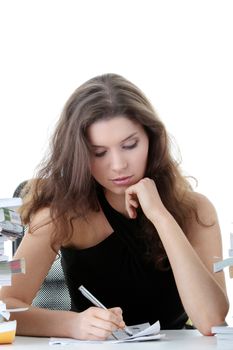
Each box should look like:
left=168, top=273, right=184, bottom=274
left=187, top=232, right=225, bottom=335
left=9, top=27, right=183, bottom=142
left=0, top=330, right=230, bottom=350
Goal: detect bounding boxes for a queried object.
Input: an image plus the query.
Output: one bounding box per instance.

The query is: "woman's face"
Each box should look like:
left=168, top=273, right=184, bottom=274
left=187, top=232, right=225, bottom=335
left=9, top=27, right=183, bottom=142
left=87, top=116, right=149, bottom=198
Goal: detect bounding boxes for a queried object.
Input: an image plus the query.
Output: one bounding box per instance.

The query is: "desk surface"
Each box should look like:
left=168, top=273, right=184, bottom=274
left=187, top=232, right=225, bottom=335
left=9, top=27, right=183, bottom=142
left=0, top=330, right=229, bottom=350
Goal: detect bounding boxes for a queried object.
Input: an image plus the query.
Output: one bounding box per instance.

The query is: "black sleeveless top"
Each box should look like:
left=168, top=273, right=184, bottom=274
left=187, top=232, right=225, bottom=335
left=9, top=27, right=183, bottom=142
left=61, top=189, right=188, bottom=329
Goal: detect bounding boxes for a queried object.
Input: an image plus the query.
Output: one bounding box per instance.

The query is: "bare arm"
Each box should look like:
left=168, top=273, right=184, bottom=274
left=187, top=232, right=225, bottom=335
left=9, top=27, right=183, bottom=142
left=0, top=208, right=124, bottom=340
left=125, top=178, right=229, bottom=335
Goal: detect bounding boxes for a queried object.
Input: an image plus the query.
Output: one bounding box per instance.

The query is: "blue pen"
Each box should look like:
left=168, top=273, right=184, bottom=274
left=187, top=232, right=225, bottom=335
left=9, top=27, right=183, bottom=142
left=78, top=285, right=133, bottom=337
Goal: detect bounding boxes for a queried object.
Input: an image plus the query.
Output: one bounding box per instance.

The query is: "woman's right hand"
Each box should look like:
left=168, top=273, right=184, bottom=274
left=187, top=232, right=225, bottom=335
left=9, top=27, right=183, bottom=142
left=69, top=306, right=125, bottom=340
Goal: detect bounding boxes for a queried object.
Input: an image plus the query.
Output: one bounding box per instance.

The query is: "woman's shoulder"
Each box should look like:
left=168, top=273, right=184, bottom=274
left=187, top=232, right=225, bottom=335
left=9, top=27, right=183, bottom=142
left=188, top=191, right=218, bottom=224
left=185, top=192, right=219, bottom=247
left=29, top=207, right=54, bottom=235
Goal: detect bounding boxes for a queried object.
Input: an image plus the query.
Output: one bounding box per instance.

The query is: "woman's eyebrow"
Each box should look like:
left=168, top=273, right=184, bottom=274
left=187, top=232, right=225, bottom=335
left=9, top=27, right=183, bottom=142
left=91, top=132, right=138, bottom=148
left=120, top=132, right=138, bottom=143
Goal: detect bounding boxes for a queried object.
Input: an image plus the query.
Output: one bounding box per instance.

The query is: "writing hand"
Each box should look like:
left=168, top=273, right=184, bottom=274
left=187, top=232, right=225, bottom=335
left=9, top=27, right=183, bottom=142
left=71, top=306, right=125, bottom=340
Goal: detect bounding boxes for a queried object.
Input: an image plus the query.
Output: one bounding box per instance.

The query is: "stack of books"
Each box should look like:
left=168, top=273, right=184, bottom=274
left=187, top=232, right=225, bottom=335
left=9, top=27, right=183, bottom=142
left=212, top=231, right=233, bottom=347
left=211, top=325, right=233, bottom=347
left=0, top=198, right=26, bottom=344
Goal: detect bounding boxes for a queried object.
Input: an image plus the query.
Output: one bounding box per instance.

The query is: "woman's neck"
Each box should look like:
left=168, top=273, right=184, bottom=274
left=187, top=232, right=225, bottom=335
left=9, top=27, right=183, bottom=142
left=104, top=190, right=130, bottom=218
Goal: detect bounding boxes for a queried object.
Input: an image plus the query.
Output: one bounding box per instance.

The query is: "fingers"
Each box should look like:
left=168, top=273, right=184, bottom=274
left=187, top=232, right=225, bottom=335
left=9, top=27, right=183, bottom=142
left=77, top=307, right=125, bottom=340
left=109, top=307, right=126, bottom=329
left=125, top=187, right=139, bottom=219
left=96, top=307, right=124, bottom=328
left=125, top=177, right=163, bottom=220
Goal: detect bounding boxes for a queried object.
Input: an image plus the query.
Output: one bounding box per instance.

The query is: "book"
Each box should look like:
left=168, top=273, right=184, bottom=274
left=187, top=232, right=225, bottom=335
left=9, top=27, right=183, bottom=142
left=0, top=258, right=26, bottom=286
left=211, top=325, right=233, bottom=347
left=0, top=198, right=22, bottom=210
left=0, top=208, right=24, bottom=238
left=212, top=325, right=233, bottom=334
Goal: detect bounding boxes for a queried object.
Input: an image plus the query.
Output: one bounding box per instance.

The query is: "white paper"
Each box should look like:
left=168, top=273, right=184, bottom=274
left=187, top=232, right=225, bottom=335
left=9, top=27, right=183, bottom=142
left=0, top=302, right=28, bottom=321
left=49, top=320, right=164, bottom=345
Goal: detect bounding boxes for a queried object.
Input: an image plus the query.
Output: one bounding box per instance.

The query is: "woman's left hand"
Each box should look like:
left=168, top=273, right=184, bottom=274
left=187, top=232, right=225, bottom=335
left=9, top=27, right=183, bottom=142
left=125, top=177, right=168, bottom=221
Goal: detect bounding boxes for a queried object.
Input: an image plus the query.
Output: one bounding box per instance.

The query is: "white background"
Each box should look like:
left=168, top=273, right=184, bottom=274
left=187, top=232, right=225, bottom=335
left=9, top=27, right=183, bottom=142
left=0, top=0, right=232, bottom=324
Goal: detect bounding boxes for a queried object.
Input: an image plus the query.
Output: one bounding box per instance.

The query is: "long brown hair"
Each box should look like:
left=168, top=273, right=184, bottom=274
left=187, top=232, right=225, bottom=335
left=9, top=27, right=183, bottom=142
left=20, top=73, right=199, bottom=268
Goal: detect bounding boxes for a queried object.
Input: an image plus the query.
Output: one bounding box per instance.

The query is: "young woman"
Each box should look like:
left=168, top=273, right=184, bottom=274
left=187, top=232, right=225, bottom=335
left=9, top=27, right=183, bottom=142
left=0, top=73, right=229, bottom=340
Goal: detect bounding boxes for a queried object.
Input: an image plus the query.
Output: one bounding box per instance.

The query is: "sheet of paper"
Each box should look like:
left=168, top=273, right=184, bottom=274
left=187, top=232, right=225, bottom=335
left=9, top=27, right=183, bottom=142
left=0, top=301, right=28, bottom=320
left=49, top=320, right=164, bottom=345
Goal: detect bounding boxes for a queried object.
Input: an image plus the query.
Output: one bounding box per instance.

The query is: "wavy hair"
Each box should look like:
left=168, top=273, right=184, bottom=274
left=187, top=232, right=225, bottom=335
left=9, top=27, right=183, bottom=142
left=20, top=73, right=200, bottom=269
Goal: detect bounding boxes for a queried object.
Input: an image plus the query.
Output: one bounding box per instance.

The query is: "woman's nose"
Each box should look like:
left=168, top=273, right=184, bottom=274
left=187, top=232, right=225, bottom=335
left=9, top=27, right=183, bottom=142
left=110, top=152, right=128, bottom=171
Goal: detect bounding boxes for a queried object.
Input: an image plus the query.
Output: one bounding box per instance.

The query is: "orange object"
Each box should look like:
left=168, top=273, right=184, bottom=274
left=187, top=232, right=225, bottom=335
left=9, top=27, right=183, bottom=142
left=0, top=320, right=16, bottom=344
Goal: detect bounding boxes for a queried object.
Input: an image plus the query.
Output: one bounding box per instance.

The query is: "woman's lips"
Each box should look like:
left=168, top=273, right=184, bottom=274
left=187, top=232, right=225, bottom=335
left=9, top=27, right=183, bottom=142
left=110, top=176, right=133, bottom=186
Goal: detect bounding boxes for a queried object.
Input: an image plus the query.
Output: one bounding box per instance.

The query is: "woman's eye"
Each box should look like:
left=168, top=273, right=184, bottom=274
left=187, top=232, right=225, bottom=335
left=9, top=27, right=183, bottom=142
left=123, top=140, right=138, bottom=150
left=94, top=150, right=107, bottom=157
